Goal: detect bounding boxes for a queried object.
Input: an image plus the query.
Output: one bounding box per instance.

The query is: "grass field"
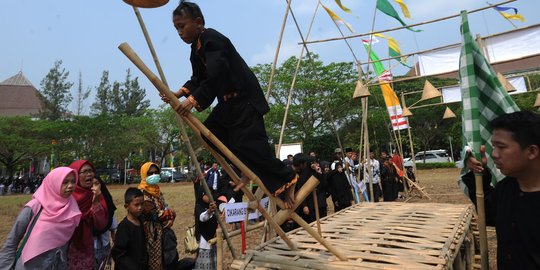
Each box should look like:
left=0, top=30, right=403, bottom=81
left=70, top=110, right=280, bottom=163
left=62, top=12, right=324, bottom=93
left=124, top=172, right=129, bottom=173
left=0, top=168, right=497, bottom=269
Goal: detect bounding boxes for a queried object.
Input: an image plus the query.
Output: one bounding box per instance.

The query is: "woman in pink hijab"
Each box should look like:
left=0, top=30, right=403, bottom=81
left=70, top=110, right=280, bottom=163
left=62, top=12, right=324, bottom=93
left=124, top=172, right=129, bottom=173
left=0, top=167, right=82, bottom=269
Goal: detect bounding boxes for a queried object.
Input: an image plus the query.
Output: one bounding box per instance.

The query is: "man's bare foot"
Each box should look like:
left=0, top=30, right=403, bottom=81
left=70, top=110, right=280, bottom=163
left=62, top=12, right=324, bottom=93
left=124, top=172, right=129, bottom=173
left=284, top=183, right=296, bottom=209
left=233, top=174, right=248, bottom=192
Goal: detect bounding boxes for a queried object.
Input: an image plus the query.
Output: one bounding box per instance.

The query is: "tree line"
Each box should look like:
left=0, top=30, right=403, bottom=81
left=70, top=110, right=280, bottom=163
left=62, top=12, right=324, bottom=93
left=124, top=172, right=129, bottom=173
left=2, top=57, right=539, bottom=178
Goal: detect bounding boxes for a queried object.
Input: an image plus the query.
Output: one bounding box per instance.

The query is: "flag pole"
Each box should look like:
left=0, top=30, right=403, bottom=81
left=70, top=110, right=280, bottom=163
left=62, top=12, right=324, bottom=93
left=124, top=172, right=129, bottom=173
left=264, top=0, right=292, bottom=101
left=460, top=11, right=490, bottom=269
left=473, top=33, right=490, bottom=270
left=475, top=172, right=489, bottom=270
left=300, top=0, right=517, bottom=46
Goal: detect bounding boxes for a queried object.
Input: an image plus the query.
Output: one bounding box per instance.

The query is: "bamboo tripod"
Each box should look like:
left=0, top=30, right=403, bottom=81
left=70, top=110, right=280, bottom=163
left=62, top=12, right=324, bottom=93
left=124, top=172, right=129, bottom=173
left=118, top=42, right=348, bottom=261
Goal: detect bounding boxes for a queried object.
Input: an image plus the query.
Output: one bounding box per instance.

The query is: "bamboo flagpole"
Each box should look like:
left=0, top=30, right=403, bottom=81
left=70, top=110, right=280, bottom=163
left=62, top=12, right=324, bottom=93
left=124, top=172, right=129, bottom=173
left=458, top=11, right=520, bottom=269
left=275, top=0, right=319, bottom=159
left=283, top=0, right=346, bottom=153
left=264, top=0, right=292, bottom=101
left=129, top=6, right=239, bottom=258
left=300, top=0, right=517, bottom=46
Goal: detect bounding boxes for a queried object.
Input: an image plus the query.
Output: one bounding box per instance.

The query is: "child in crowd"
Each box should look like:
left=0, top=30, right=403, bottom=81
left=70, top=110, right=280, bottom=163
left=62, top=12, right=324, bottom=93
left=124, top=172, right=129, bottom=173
left=194, top=192, right=219, bottom=270
left=0, top=167, right=82, bottom=269
left=112, top=187, right=148, bottom=270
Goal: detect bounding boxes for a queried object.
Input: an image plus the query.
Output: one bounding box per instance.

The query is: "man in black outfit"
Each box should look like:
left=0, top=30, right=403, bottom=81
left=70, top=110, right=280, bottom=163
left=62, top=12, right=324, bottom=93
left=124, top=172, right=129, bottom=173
left=327, top=162, right=354, bottom=213
left=166, top=1, right=297, bottom=208
left=292, top=153, right=327, bottom=223
left=462, top=111, right=540, bottom=270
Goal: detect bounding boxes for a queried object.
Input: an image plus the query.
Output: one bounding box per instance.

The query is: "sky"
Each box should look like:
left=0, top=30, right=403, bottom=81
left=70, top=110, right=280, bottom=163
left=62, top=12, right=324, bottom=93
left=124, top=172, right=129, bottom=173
left=1, top=0, right=538, bottom=114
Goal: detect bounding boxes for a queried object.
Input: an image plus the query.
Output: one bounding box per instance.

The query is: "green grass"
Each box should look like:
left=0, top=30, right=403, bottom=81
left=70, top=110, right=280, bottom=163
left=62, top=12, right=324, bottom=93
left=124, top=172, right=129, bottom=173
left=415, top=162, right=457, bottom=169
left=0, top=182, right=197, bottom=256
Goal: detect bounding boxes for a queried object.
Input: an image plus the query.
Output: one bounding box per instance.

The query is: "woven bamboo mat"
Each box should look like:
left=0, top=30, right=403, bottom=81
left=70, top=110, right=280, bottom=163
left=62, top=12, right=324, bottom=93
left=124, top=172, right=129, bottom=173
left=230, top=203, right=475, bottom=270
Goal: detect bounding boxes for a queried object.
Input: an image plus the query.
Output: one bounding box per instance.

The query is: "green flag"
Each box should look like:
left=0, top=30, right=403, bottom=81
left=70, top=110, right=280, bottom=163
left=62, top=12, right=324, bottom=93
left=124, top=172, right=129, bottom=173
left=377, top=0, right=420, bottom=32
left=458, top=10, right=520, bottom=185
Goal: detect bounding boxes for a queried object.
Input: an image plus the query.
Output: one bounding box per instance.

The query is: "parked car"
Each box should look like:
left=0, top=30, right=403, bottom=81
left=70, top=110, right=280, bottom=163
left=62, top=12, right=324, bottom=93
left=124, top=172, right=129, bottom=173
left=95, top=168, right=123, bottom=184
left=160, top=167, right=186, bottom=182
left=403, top=149, right=453, bottom=167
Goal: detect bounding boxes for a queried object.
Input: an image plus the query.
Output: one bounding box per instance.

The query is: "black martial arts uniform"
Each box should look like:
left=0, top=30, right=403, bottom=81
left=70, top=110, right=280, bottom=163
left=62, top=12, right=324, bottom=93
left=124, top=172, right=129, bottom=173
left=181, top=28, right=295, bottom=194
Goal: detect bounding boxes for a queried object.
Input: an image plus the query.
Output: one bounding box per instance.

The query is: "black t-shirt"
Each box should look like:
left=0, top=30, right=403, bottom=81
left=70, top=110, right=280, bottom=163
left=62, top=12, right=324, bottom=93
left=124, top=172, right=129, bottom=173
left=462, top=172, right=540, bottom=269
left=493, top=178, right=540, bottom=270
left=112, top=217, right=149, bottom=270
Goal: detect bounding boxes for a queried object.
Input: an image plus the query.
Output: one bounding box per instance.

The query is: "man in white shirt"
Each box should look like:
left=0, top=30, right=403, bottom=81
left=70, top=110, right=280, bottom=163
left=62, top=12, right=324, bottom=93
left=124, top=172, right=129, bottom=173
left=365, top=150, right=381, bottom=202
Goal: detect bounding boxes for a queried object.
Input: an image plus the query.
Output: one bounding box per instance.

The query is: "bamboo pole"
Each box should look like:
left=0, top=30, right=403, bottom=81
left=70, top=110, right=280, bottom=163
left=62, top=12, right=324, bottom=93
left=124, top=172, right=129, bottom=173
left=118, top=42, right=349, bottom=261
left=401, top=93, right=417, bottom=175
left=217, top=228, right=223, bottom=270
left=275, top=0, right=319, bottom=159
left=272, top=176, right=319, bottom=225
left=264, top=0, right=292, bottom=101
left=118, top=41, right=297, bottom=249
left=475, top=173, right=489, bottom=270
left=197, top=135, right=298, bottom=250
left=210, top=221, right=265, bottom=241
left=365, top=107, right=374, bottom=203
left=312, top=190, right=322, bottom=236
left=300, top=0, right=517, bottom=45
left=282, top=0, right=345, bottom=152
left=472, top=31, right=491, bottom=270
left=289, top=212, right=347, bottom=261
left=129, top=7, right=239, bottom=258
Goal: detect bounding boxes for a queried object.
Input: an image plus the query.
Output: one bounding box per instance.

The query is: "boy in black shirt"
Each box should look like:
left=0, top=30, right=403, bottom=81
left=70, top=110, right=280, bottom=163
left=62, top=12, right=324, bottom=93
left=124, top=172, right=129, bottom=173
left=462, top=111, right=540, bottom=270
left=112, top=188, right=148, bottom=270
left=163, top=1, right=297, bottom=208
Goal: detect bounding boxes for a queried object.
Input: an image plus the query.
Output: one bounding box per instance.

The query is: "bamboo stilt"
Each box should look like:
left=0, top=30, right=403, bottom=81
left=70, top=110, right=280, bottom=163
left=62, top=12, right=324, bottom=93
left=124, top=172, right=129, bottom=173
left=118, top=41, right=348, bottom=261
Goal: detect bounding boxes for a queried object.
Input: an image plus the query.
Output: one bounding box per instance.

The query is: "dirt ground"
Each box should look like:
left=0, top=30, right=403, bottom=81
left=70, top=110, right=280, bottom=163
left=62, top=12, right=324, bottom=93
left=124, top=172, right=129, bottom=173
left=0, top=168, right=497, bottom=269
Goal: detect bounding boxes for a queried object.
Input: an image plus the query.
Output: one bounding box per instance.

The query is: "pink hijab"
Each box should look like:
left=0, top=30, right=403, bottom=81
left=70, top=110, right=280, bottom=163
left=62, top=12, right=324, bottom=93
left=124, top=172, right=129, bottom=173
left=22, top=167, right=82, bottom=263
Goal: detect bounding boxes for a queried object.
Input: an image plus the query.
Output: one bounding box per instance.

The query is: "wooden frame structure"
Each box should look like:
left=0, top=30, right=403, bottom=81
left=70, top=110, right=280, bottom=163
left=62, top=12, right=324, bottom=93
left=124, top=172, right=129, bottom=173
left=230, top=203, right=479, bottom=270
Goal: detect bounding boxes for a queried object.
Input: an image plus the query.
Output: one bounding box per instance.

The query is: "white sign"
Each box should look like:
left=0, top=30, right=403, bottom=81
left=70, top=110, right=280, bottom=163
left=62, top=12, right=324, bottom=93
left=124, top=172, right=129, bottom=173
left=275, top=143, right=303, bottom=161
left=358, top=181, right=367, bottom=193
left=224, top=197, right=269, bottom=223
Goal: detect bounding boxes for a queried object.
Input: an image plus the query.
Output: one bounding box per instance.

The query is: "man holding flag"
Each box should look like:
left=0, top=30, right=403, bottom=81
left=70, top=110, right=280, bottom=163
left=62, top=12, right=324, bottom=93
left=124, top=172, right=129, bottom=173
left=457, top=10, right=540, bottom=270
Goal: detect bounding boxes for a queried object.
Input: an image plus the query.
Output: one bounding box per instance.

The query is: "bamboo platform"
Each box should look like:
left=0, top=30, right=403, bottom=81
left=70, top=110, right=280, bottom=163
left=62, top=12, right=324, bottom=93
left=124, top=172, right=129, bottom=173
left=230, top=203, right=478, bottom=270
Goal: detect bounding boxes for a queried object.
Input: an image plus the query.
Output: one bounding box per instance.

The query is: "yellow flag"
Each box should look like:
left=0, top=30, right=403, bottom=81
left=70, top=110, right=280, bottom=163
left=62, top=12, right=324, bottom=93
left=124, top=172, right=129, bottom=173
left=334, top=0, right=351, bottom=13
left=321, top=4, right=355, bottom=33
left=500, top=11, right=525, bottom=22
left=394, top=0, right=411, bottom=19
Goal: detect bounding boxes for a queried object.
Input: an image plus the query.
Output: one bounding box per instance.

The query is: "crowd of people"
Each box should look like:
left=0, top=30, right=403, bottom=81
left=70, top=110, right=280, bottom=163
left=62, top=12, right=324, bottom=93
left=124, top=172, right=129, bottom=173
left=0, top=175, right=44, bottom=196
left=3, top=0, right=538, bottom=267
left=0, top=160, right=196, bottom=270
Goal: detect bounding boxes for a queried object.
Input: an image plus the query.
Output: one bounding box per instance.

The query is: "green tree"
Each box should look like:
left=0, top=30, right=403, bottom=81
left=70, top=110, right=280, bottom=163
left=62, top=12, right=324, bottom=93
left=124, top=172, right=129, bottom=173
left=253, top=54, right=358, bottom=149
left=91, top=71, right=112, bottom=115
left=74, top=72, right=91, bottom=116
left=38, top=60, right=74, bottom=120
left=110, top=69, right=150, bottom=116
left=0, top=117, right=50, bottom=177
left=122, top=70, right=150, bottom=116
